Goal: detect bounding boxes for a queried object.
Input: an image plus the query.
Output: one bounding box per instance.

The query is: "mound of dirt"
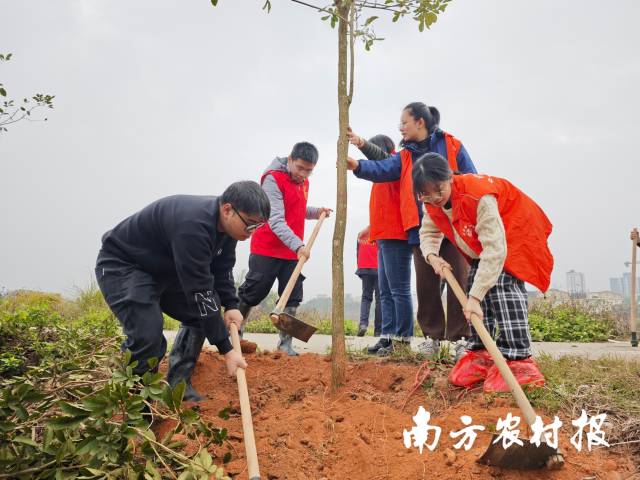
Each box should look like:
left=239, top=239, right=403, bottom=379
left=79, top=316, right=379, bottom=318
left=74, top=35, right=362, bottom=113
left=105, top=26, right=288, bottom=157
left=155, top=350, right=636, bottom=480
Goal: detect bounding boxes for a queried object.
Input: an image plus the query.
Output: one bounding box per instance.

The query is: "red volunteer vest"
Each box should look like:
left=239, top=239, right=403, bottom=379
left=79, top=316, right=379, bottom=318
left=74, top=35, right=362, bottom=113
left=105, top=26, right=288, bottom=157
left=251, top=170, right=308, bottom=260
left=357, top=241, right=378, bottom=269
left=425, top=174, right=554, bottom=292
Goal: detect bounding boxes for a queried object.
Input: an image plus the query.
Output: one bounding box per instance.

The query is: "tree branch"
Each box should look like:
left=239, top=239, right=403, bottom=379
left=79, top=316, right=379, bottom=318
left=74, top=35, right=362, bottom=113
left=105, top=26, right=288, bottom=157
left=287, top=0, right=348, bottom=22
left=347, top=3, right=355, bottom=106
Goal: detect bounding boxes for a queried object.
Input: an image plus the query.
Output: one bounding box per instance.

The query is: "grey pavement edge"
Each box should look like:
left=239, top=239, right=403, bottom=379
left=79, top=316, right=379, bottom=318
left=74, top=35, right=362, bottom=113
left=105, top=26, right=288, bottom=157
left=163, top=331, right=640, bottom=360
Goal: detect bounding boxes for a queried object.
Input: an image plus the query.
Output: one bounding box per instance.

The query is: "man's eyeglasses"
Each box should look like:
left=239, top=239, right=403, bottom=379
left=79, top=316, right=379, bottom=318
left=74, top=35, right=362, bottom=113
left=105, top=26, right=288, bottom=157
left=232, top=206, right=265, bottom=233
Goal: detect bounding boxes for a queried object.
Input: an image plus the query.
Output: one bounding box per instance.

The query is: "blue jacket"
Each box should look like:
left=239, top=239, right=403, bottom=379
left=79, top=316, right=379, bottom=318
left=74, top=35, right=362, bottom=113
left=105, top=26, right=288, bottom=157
left=354, top=130, right=477, bottom=245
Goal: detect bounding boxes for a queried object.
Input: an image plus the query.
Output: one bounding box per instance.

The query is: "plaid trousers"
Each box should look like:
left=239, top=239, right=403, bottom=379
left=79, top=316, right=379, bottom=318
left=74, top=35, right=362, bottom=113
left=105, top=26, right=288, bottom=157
left=466, top=261, right=532, bottom=360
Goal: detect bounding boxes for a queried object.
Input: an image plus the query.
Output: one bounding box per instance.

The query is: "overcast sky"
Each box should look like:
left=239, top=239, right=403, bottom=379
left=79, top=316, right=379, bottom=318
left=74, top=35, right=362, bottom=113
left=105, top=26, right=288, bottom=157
left=1, top=0, right=639, bottom=300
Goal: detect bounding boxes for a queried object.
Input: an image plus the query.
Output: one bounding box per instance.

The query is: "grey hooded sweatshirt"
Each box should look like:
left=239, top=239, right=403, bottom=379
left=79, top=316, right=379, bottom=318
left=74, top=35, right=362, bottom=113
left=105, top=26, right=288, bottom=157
left=261, top=157, right=322, bottom=254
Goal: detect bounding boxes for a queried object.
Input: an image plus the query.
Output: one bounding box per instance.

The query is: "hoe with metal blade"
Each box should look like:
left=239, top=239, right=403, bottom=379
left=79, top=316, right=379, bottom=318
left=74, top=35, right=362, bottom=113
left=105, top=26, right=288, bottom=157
left=269, top=212, right=327, bottom=341
left=443, top=268, right=565, bottom=470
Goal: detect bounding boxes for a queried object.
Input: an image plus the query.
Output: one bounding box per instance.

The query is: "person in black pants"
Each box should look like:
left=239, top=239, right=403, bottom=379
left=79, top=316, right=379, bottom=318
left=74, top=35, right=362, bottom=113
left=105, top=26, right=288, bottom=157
left=356, top=238, right=381, bottom=337
left=95, top=181, right=270, bottom=402
left=237, top=142, right=331, bottom=356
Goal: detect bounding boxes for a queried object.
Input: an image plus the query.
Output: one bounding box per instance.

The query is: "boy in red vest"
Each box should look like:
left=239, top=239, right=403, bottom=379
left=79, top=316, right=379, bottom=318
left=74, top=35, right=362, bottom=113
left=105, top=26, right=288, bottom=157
left=412, top=153, right=552, bottom=392
left=237, top=142, right=331, bottom=356
left=356, top=235, right=381, bottom=337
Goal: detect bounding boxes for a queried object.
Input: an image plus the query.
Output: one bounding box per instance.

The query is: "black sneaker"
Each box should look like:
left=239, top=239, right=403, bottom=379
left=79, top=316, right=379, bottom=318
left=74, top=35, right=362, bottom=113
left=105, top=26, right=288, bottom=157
left=357, top=325, right=367, bottom=337
left=367, top=337, right=391, bottom=354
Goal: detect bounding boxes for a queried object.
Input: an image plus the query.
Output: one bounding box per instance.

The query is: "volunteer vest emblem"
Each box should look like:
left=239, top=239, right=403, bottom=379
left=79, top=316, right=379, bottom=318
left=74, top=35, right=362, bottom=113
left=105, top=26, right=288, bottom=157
left=462, top=224, right=474, bottom=239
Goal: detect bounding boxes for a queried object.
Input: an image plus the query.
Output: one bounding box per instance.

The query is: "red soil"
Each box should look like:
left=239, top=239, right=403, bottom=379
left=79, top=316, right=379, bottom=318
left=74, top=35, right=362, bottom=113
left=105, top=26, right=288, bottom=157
left=155, top=350, right=637, bottom=480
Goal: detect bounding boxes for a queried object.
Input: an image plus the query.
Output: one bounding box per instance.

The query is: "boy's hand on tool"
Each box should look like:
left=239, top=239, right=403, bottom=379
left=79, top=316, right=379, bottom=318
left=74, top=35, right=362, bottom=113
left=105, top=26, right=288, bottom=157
left=347, top=127, right=365, bottom=148
left=224, top=309, right=244, bottom=331
left=224, top=349, right=247, bottom=377
left=318, top=207, right=333, bottom=217
left=426, top=254, right=452, bottom=276
left=346, top=156, right=359, bottom=171
left=631, top=228, right=639, bottom=242
left=297, top=245, right=311, bottom=261
left=463, top=296, right=483, bottom=323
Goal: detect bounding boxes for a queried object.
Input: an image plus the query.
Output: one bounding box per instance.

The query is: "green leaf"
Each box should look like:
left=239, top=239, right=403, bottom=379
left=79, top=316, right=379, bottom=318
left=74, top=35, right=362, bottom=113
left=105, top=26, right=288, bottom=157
left=223, top=451, right=232, bottom=463
left=217, top=406, right=231, bottom=420
left=0, top=88, right=7, bottom=97
left=5, top=53, right=12, bottom=60
left=364, top=16, right=378, bottom=26
left=321, top=15, right=329, bottom=21
left=59, top=401, right=91, bottom=417
left=211, top=0, right=219, bottom=5
left=147, top=357, right=159, bottom=370
left=75, top=437, right=98, bottom=455
left=12, top=436, right=40, bottom=447
left=48, top=415, right=85, bottom=430
left=172, top=381, right=186, bottom=406
left=177, top=472, right=193, bottom=480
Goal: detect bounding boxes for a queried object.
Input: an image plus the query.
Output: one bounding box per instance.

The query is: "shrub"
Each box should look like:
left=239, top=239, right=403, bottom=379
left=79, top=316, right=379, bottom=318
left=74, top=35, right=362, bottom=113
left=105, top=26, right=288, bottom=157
left=0, top=290, right=232, bottom=479
left=529, top=304, right=613, bottom=342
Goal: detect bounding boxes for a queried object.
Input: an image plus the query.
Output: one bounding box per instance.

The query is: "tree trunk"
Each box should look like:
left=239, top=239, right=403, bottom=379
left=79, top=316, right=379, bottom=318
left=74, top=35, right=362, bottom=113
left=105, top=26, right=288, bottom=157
left=330, top=0, right=350, bottom=392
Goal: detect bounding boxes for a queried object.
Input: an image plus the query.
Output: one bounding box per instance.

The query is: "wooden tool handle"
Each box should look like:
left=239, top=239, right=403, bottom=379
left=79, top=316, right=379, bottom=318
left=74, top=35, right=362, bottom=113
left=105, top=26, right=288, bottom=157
left=442, top=268, right=538, bottom=427
left=271, top=212, right=327, bottom=318
left=229, top=324, right=260, bottom=480
left=631, top=235, right=638, bottom=335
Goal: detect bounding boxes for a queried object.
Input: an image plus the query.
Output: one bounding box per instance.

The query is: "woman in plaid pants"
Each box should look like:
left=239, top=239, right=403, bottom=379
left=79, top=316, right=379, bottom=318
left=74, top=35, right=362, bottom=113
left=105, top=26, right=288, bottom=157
left=412, top=153, right=553, bottom=393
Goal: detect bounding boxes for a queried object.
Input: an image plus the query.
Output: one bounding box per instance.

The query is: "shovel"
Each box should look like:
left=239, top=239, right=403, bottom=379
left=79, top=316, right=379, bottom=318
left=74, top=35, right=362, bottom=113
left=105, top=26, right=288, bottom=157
left=229, top=323, right=261, bottom=480
left=269, top=212, right=327, bottom=341
left=442, top=268, right=565, bottom=470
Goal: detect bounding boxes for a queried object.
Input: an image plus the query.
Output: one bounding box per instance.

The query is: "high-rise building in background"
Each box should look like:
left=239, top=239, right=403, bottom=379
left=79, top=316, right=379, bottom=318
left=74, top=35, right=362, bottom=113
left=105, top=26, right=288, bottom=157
left=610, top=277, right=624, bottom=296
left=566, top=270, right=586, bottom=299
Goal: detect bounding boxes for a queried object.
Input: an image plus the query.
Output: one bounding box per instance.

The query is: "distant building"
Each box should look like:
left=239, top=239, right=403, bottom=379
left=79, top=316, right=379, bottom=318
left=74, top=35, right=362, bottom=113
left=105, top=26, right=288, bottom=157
left=609, top=274, right=640, bottom=299
left=610, top=277, right=624, bottom=296
left=566, top=270, right=586, bottom=299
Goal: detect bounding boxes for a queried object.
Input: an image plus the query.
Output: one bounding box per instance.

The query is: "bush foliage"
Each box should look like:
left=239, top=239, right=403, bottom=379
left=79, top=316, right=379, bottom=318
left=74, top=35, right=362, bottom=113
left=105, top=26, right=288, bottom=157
left=0, top=289, right=232, bottom=479
left=529, top=303, right=613, bottom=342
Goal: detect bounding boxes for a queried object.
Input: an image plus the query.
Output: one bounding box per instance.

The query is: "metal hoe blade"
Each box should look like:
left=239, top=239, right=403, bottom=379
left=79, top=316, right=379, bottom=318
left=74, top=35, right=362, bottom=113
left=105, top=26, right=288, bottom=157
left=270, top=312, right=317, bottom=342
left=478, top=434, right=564, bottom=470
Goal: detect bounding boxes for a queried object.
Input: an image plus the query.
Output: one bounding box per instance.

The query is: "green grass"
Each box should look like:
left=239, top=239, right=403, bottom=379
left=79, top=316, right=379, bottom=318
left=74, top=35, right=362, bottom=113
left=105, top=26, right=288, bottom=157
left=528, top=354, right=640, bottom=449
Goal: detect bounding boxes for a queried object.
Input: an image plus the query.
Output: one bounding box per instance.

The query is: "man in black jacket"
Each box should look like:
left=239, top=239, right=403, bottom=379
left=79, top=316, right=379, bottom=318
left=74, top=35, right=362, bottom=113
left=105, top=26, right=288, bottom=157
left=95, top=181, right=270, bottom=402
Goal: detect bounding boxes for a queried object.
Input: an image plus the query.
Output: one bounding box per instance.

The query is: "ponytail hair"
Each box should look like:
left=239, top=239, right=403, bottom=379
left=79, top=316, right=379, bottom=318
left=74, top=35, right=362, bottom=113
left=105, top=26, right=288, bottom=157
left=404, top=102, right=436, bottom=133
left=427, top=106, right=440, bottom=129
left=412, top=152, right=452, bottom=195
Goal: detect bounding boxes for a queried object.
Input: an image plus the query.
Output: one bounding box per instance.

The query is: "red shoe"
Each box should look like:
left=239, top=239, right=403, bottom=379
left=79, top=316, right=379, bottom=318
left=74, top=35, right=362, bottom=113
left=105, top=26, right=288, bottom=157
left=449, top=349, right=494, bottom=388
left=483, top=357, right=545, bottom=393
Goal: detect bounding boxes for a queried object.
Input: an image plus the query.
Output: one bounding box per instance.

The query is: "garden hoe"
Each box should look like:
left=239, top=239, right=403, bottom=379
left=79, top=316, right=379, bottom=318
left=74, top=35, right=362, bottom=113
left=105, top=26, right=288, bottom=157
left=229, top=323, right=261, bottom=480
left=442, top=268, right=565, bottom=470
left=269, top=212, right=327, bottom=342
left=630, top=230, right=638, bottom=347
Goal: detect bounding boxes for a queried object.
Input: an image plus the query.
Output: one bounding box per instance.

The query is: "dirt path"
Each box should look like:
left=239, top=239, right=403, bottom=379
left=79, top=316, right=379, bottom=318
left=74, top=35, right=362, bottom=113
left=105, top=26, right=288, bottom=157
left=163, top=330, right=640, bottom=360
left=155, top=351, right=637, bottom=480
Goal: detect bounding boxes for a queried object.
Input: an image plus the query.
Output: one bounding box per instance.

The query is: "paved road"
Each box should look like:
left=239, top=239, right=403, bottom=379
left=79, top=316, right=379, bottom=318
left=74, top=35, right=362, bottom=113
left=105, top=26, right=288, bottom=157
left=163, top=330, right=640, bottom=360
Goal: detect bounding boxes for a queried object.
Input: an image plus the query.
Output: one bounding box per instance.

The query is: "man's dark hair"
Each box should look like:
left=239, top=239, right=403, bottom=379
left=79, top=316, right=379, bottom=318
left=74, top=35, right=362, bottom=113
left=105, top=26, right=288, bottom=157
left=221, top=181, right=270, bottom=220
left=404, top=101, right=436, bottom=133
left=428, top=106, right=440, bottom=129
left=368, top=134, right=395, bottom=155
left=412, top=152, right=452, bottom=194
left=290, top=142, right=319, bottom=165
